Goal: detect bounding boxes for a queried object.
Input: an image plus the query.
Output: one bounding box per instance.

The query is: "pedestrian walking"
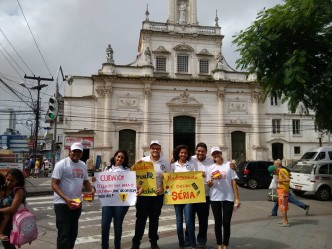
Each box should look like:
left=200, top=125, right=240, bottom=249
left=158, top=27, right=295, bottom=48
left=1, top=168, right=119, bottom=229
left=131, top=140, right=171, bottom=249
left=51, top=142, right=95, bottom=249
left=207, top=147, right=240, bottom=249
left=24, top=157, right=30, bottom=177
left=268, top=164, right=290, bottom=227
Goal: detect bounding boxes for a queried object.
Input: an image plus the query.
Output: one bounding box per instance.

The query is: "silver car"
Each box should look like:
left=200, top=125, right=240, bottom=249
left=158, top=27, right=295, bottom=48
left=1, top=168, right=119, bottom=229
left=290, top=160, right=332, bottom=201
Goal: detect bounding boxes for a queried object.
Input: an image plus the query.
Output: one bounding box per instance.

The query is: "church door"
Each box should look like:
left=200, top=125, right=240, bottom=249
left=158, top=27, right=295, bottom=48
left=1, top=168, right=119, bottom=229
left=173, top=116, right=195, bottom=154
left=272, top=143, right=283, bottom=160
left=231, top=131, right=246, bottom=163
left=119, top=129, right=136, bottom=166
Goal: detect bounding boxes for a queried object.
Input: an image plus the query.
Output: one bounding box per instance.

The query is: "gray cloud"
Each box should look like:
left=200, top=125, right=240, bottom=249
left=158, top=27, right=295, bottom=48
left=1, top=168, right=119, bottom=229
left=0, top=0, right=283, bottom=134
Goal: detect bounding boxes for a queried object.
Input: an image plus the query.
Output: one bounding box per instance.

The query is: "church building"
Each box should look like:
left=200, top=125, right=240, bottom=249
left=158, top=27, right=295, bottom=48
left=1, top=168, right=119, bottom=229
left=62, top=0, right=324, bottom=167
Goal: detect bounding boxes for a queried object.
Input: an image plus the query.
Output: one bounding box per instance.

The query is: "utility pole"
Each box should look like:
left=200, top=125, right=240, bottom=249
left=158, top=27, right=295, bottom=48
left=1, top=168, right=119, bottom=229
left=24, top=75, right=53, bottom=161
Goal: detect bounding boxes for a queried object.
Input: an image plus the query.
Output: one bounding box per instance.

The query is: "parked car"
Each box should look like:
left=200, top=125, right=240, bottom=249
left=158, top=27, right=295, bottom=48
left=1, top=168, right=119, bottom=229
left=285, top=160, right=298, bottom=171
left=300, top=146, right=332, bottom=161
left=290, top=160, right=332, bottom=201
left=235, top=161, right=272, bottom=189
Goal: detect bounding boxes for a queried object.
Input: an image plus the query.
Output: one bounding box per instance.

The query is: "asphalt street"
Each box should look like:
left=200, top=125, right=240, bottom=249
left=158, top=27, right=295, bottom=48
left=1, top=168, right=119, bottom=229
left=22, top=177, right=332, bottom=249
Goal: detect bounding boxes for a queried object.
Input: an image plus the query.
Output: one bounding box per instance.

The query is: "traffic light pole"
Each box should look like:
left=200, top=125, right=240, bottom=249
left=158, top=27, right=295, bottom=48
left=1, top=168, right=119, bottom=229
left=51, top=84, right=59, bottom=171
left=52, top=66, right=65, bottom=171
left=24, top=75, right=53, bottom=161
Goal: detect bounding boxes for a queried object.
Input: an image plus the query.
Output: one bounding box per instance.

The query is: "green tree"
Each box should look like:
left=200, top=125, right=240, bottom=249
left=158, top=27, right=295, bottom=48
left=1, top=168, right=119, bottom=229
left=233, top=0, right=332, bottom=132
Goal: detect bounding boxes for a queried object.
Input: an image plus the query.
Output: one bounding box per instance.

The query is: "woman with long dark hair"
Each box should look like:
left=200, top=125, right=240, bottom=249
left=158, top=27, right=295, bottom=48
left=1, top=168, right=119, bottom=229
left=101, top=150, right=130, bottom=249
left=171, top=145, right=197, bottom=249
left=0, top=168, right=25, bottom=249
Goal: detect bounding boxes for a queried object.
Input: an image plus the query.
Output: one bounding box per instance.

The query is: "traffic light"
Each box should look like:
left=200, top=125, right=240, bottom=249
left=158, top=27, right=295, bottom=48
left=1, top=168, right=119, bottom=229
left=48, top=97, right=58, bottom=120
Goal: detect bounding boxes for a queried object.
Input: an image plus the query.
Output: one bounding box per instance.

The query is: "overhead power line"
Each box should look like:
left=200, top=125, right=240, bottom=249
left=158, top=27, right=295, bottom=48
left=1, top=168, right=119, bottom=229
left=16, top=0, right=53, bottom=77
left=0, top=27, right=34, bottom=75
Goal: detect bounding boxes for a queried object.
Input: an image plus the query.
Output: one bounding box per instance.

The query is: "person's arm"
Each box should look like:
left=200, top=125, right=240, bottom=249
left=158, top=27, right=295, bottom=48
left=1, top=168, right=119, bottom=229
left=0, top=188, right=24, bottom=215
left=232, top=179, right=240, bottom=206
left=83, top=179, right=95, bottom=200
left=278, top=171, right=290, bottom=183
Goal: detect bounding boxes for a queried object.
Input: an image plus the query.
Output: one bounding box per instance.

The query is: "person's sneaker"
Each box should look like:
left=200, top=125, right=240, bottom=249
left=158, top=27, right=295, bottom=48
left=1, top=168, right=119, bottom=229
left=305, top=205, right=310, bottom=215
left=150, top=241, right=160, bottom=249
left=198, top=244, right=206, bottom=249
left=269, top=214, right=277, bottom=217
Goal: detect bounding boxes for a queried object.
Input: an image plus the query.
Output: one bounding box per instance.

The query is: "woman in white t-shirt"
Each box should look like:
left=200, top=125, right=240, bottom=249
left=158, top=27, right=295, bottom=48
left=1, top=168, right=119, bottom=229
left=207, top=147, right=240, bottom=249
left=101, top=150, right=130, bottom=249
left=170, top=144, right=197, bottom=249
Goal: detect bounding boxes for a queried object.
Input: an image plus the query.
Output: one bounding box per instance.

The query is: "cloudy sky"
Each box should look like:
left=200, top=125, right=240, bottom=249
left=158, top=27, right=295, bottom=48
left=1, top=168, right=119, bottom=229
left=0, top=0, right=283, bottom=136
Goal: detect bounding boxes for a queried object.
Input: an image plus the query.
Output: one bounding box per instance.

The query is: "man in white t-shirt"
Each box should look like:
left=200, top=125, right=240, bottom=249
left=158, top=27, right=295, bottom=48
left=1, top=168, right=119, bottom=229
left=190, top=142, right=214, bottom=248
left=51, top=142, right=95, bottom=249
left=131, top=140, right=171, bottom=249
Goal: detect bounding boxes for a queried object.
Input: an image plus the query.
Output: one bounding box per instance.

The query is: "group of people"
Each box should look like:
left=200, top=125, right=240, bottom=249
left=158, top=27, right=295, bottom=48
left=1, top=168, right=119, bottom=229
left=51, top=141, right=240, bottom=249
left=24, top=157, right=50, bottom=178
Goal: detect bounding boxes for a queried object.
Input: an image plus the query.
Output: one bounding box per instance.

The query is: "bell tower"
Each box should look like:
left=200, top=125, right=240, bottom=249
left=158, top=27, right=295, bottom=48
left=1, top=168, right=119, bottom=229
left=168, top=0, right=197, bottom=25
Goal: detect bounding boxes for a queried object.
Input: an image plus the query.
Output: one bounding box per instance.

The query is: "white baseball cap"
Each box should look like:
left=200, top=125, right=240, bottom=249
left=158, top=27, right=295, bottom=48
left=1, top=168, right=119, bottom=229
left=150, top=140, right=161, bottom=147
left=70, top=142, right=83, bottom=152
left=211, top=146, right=222, bottom=155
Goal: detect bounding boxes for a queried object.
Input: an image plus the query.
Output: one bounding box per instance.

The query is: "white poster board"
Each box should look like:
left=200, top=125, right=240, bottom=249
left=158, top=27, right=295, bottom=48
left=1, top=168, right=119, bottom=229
left=94, top=171, right=137, bottom=206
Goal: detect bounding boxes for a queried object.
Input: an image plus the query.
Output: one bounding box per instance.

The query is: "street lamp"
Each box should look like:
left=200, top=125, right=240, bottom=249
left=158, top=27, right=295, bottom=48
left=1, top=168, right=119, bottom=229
left=19, top=83, right=35, bottom=110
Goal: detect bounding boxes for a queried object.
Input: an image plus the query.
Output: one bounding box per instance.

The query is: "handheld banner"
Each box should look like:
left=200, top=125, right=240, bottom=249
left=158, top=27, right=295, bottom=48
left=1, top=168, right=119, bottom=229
left=95, top=171, right=137, bottom=206
left=163, top=171, right=206, bottom=204
left=131, top=161, right=157, bottom=196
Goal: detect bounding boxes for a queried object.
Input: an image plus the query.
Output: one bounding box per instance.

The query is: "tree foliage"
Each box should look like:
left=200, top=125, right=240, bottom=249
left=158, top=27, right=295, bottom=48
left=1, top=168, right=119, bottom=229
left=233, top=0, right=332, bottom=132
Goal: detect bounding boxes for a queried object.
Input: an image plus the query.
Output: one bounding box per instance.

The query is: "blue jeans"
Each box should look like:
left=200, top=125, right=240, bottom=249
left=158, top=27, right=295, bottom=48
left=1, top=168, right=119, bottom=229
left=174, top=204, right=196, bottom=248
left=271, top=192, right=306, bottom=215
left=54, top=204, right=82, bottom=249
left=102, top=206, right=129, bottom=249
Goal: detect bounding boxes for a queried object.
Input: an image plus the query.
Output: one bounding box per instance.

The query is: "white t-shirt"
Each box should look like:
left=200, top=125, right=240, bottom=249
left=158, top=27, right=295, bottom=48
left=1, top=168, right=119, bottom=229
left=171, top=160, right=195, bottom=173
left=104, top=165, right=128, bottom=173
left=52, top=157, right=89, bottom=204
left=141, top=155, right=171, bottom=189
left=190, top=155, right=214, bottom=196
left=207, top=162, right=238, bottom=202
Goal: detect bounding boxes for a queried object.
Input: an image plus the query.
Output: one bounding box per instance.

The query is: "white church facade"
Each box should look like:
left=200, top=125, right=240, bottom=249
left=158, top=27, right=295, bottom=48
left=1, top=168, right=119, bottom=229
left=62, top=0, right=327, bottom=167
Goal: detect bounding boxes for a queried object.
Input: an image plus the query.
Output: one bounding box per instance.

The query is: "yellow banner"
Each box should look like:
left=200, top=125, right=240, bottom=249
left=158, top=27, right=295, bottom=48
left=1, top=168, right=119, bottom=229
left=163, top=172, right=206, bottom=204
left=131, top=161, right=157, bottom=196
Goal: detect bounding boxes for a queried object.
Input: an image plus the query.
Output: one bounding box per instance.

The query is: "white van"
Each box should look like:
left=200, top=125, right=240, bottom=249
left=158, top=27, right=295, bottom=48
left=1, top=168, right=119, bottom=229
left=290, top=160, right=332, bottom=201
left=300, top=146, right=332, bottom=161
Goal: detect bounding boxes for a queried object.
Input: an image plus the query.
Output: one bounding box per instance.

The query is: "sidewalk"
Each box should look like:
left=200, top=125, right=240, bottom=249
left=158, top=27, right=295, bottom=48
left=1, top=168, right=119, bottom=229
left=25, top=177, right=54, bottom=196
left=134, top=200, right=332, bottom=249
left=26, top=177, right=332, bottom=249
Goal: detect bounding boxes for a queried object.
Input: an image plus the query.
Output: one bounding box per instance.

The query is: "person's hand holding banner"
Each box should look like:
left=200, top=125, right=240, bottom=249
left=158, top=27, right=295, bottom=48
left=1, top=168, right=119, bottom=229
left=94, top=171, right=137, bottom=206
left=131, top=161, right=157, bottom=196
left=162, top=171, right=206, bottom=205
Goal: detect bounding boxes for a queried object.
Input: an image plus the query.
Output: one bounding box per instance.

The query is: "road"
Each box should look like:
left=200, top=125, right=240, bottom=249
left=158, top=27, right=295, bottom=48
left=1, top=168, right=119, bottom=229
left=22, top=186, right=331, bottom=249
